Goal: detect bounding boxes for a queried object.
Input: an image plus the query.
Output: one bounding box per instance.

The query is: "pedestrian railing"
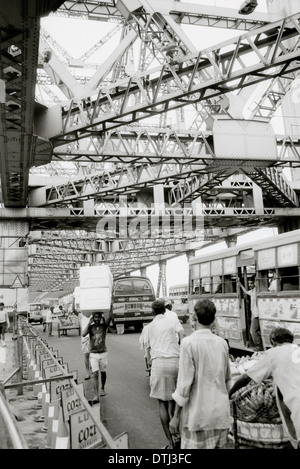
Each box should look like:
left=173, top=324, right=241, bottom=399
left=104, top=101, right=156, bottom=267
left=0, top=384, right=28, bottom=449
left=2, top=317, right=128, bottom=449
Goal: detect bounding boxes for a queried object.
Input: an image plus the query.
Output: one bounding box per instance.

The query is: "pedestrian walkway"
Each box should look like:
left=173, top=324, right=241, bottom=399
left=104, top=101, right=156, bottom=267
left=0, top=327, right=118, bottom=449
left=0, top=332, right=16, bottom=384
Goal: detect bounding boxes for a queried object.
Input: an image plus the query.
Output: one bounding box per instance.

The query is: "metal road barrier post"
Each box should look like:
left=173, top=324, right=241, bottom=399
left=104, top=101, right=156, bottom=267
left=3, top=318, right=121, bottom=449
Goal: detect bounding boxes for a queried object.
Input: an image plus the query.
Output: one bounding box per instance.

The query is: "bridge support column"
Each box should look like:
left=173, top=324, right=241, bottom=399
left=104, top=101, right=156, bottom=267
left=156, top=260, right=167, bottom=298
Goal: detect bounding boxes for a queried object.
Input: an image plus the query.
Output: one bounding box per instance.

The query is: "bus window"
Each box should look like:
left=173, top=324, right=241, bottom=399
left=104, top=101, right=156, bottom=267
left=268, top=270, right=277, bottom=291
left=114, top=278, right=132, bottom=294
left=212, top=276, right=222, bottom=294
left=224, top=275, right=236, bottom=294
left=132, top=278, right=153, bottom=292
left=279, top=266, right=300, bottom=291
left=201, top=278, right=211, bottom=294
left=192, top=279, right=200, bottom=294
left=258, top=270, right=270, bottom=291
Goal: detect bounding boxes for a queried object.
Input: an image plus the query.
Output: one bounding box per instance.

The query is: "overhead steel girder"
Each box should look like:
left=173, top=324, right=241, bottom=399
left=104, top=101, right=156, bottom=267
left=50, top=13, right=300, bottom=147
left=0, top=0, right=65, bottom=207
left=54, top=0, right=274, bottom=30
left=249, top=70, right=300, bottom=121
left=50, top=127, right=300, bottom=166
left=241, top=166, right=300, bottom=207
left=27, top=227, right=245, bottom=255
left=2, top=206, right=300, bottom=233
left=35, top=165, right=230, bottom=206
left=30, top=157, right=298, bottom=210
left=26, top=227, right=254, bottom=286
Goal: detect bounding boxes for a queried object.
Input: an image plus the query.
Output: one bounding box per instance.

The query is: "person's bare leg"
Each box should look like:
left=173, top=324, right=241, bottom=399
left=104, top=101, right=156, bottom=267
left=100, top=371, right=106, bottom=395
left=84, top=353, right=90, bottom=379
left=91, top=371, right=99, bottom=401
left=158, top=399, right=174, bottom=448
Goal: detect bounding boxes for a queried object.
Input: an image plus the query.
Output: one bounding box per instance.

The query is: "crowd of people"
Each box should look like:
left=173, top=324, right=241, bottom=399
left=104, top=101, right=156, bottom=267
left=2, top=291, right=299, bottom=450
left=140, top=297, right=300, bottom=450
left=77, top=294, right=300, bottom=450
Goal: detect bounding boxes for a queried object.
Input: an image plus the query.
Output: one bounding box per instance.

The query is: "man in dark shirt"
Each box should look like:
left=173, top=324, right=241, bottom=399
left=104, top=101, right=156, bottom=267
left=82, top=312, right=110, bottom=402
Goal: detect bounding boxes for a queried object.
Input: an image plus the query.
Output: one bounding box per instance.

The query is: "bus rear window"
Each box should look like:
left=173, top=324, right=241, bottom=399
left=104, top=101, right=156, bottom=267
left=114, top=279, right=153, bottom=295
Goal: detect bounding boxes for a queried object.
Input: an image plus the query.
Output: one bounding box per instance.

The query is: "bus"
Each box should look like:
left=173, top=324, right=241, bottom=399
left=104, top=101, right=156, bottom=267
left=168, top=284, right=189, bottom=323
left=188, top=229, right=300, bottom=352
left=169, top=284, right=188, bottom=300
left=111, top=276, right=156, bottom=334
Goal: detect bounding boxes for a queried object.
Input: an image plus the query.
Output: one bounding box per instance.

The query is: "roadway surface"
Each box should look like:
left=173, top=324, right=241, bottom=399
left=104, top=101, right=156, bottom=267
left=33, top=320, right=193, bottom=449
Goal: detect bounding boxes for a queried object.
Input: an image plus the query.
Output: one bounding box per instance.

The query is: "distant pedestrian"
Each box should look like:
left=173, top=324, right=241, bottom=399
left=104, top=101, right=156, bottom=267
left=144, top=299, right=181, bottom=449
left=46, top=306, right=54, bottom=336
left=0, top=302, right=10, bottom=347
left=169, top=299, right=232, bottom=449
left=42, top=306, right=48, bottom=332
left=162, top=297, right=185, bottom=344
left=58, top=305, right=66, bottom=317
left=82, top=312, right=111, bottom=402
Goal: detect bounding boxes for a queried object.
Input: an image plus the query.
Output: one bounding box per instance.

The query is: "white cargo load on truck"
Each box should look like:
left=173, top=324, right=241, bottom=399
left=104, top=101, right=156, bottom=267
left=79, top=265, right=113, bottom=316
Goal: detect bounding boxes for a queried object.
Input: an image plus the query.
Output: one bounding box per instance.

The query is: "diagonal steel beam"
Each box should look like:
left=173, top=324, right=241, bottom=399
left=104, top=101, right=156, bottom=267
left=50, top=13, right=300, bottom=147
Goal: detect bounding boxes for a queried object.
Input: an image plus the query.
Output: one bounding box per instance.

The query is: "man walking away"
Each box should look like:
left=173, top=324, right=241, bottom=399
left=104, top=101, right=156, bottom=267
left=42, top=306, right=48, bottom=332
left=169, top=299, right=232, bottom=449
left=144, top=299, right=181, bottom=449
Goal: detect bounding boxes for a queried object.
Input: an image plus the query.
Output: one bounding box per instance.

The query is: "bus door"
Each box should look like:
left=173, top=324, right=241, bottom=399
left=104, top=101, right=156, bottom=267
left=237, top=249, right=256, bottom=348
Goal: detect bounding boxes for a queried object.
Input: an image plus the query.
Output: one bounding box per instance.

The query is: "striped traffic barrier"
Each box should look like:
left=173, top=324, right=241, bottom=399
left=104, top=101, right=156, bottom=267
left=31, top=371, right=43, bottom=407
left=45, top=399, right=60, bottom=449
left=41, top=389, right=51, bottom=432
left=28, top=360, right=37, bottom=382
left=54, top=405, right=70, bottom=449
left=50, top=401, right=62, bottom=448
left=33, top=383, right=47, bottom=422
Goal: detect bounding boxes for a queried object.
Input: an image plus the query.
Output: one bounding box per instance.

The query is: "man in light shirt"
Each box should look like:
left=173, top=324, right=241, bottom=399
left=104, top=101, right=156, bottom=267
left=163, top=297, right=185, bottom=344
left=169, top=299, right=232, bottom=449
left=144, top=299, right=181, bottom=449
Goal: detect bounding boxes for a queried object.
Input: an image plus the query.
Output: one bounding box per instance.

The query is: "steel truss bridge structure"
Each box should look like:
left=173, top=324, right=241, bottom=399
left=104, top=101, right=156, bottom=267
left=1, top=0, right=300, bottom=297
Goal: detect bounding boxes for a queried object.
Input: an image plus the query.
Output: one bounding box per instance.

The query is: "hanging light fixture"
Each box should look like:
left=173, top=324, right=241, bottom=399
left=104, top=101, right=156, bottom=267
left=238, top=0, right=258, bottom=15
